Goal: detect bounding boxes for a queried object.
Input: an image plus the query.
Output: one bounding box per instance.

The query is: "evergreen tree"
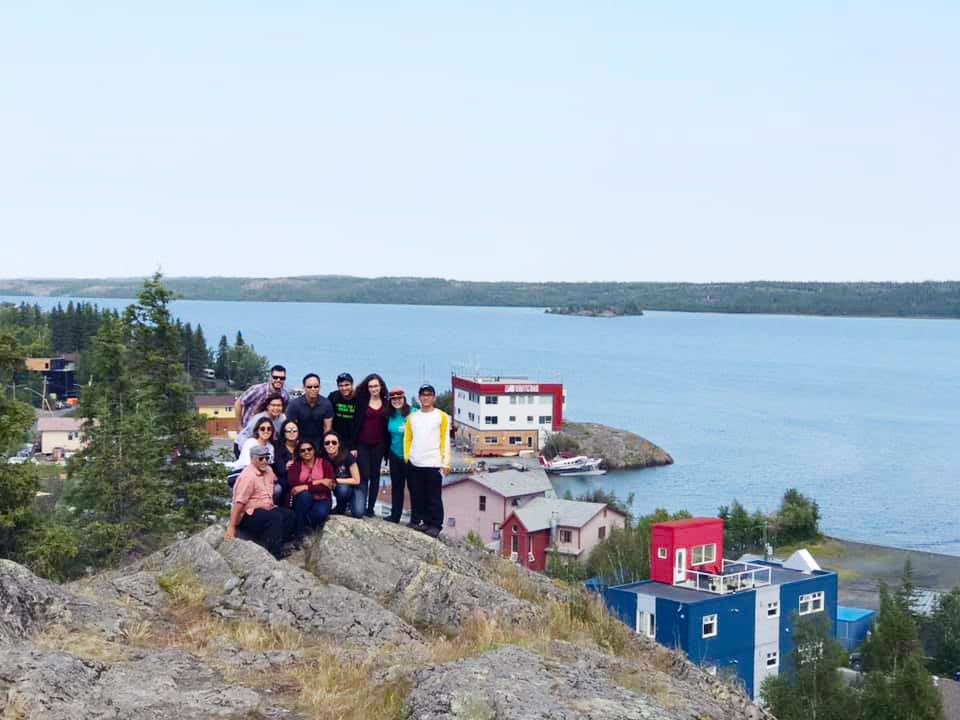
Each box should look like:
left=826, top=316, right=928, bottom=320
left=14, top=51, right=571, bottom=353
left=228, top=342, right=269, bottom=388
left=215, top=335, right=230, bottom=380
left=930, top=587, right=960, bottom=676
left=192, top=325, right=211, bottom=377
left=862, top=583, right=922, bottom=673
left=123, top=273, right=226, bottom=527
left=760, top=614, right=859, bottom=720
left=895, top=558, right=920, bottom=616
left=235, top=330, right=245, bottom=347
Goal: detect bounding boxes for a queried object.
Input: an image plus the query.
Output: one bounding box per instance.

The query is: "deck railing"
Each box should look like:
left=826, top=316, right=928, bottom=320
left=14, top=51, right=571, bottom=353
left=678, top=560, right=772, bottom=595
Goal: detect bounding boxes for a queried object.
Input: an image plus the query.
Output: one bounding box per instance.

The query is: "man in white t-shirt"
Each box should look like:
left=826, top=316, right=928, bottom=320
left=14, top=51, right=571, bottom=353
left=403, top=383, right=451, bottom=537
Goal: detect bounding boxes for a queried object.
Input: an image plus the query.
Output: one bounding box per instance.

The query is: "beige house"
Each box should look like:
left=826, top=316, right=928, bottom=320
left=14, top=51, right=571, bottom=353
left=37, top=417, right=86, bottom=455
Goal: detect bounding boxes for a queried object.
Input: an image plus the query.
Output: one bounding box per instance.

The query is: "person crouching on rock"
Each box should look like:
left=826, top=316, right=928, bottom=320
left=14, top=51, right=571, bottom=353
left=287, top=440, right=334, bottom=539
left=322, top=431, right=363, bottom=516
left=224, top=443, right=295, bottom=558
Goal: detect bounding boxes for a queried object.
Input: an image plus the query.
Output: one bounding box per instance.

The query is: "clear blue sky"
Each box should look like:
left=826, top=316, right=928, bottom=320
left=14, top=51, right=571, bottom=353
left=1, top=2, right=956, bottom=282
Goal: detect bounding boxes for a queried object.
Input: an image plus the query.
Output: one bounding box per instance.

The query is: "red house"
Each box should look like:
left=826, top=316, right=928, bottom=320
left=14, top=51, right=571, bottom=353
left=500, top=497, right=627, bottom=572
left=650, top=517, right=725, bottom=586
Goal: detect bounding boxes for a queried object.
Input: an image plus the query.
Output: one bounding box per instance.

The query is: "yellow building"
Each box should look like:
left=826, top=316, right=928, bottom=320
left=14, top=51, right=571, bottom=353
left=193, top=395, right=237, bottom=419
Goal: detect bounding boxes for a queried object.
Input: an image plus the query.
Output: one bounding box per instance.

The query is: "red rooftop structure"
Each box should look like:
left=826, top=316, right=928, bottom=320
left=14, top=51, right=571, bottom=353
left=650, top=517, right=725, bottom=585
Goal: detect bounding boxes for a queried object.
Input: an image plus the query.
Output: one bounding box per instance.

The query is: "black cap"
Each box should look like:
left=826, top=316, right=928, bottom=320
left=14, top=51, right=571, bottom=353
left=336, top=372, right=353, bottom=383
left=418, top=383, right=436, bottom=395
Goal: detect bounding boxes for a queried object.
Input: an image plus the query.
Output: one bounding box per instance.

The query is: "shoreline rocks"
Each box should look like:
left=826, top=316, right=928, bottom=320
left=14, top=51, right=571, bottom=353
left=558, top=422, right=674, bottom=470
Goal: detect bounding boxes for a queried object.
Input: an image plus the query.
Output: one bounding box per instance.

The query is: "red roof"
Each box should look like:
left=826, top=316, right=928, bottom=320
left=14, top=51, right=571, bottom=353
left=654, top=517, right=723, bottom=529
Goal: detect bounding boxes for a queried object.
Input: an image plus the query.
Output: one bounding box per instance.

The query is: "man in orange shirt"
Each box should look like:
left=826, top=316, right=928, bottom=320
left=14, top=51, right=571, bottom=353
left=224, top=444, right=294, bottom=558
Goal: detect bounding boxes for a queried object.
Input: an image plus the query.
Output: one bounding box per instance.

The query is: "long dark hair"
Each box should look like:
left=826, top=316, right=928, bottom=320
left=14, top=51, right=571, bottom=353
left=355, top=373, right=389, bottom=408
left=321, top=431, right=349, bottom=465
left=256, top=393, right=287, bottom=414
left=277, top=418, right=300, bottom=451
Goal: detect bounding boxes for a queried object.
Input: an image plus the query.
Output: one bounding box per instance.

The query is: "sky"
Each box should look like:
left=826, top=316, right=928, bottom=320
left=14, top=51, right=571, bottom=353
left=1, top=2, right=957, bottom=283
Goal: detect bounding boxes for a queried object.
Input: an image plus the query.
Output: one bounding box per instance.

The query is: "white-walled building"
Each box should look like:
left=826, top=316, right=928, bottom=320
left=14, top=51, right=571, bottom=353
left=451, top=375, right=565, bottom=454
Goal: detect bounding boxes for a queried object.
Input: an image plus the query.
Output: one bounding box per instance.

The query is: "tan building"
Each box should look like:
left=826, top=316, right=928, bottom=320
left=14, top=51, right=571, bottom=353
left=36, top=417, right=86, bottom=455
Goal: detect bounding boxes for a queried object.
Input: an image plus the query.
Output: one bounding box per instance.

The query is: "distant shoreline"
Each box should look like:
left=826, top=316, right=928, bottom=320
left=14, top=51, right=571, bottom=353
left=2, top=276, right=960, bottom=319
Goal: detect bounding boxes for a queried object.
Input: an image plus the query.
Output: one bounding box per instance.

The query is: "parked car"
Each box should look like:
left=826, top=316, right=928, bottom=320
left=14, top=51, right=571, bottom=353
left=848, top=652, right=862, bottom=672
left=6, top=456, right=29, bottom=465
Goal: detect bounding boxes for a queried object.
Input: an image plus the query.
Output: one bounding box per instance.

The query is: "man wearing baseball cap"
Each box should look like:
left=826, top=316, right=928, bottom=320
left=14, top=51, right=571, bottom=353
left=403, top=383, right=451, bottom=538
left=224, top=443, right=294, bottom=558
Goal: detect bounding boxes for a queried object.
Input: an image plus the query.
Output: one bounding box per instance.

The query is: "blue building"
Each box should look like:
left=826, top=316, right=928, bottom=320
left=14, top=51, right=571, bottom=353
left=603, top=518, right=838, bottom=700
left=836, top=606, right=876, bottom=652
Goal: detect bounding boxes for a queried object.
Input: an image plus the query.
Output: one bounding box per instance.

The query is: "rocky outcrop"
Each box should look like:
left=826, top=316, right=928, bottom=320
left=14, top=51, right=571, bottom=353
left=561, top=422, right=673, bottom=470
left=1, top=517, right=770, bottom=720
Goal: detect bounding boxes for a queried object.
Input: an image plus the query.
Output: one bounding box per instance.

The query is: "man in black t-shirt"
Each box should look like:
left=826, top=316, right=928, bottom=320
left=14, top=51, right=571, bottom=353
left=327, top=372, right=359, bottom=452
left=286, top=373, right=334, bottom=446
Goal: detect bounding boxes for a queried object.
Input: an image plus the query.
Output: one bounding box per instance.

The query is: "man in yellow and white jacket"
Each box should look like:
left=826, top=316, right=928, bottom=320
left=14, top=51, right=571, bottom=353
left=403, top=383, right=451, bottom=537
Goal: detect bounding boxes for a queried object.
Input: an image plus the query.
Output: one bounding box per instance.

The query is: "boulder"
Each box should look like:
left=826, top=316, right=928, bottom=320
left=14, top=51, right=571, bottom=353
left=0, top=559, right=129, bottom=644
left=392, top=563, right=541, bottom=632
left=216, top=538, right=421, bottom=646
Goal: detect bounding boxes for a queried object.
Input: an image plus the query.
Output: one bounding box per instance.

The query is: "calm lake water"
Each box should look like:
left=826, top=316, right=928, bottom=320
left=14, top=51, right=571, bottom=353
left=6, top=295, right=959, bottom=556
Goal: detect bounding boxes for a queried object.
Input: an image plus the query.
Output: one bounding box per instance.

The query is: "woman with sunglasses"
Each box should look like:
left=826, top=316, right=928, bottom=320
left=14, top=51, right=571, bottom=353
left=228, top=417, right=277, bottom=488
left=286, top=440, right=334, bottom=538
left=321, top=431, right=362, bottom=516
left=386, top=387, right=415, bottom=524
left=352, top=373, right=390, bottom=517
left=272, top=419, right=301, bottom=504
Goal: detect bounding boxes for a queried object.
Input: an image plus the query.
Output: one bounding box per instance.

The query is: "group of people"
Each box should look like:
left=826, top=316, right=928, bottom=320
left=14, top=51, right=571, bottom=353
left=223, top=365, right=451, bottom=558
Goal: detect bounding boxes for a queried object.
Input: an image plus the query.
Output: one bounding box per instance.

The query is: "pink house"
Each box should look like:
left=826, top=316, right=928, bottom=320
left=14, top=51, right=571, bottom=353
left=500, top=497, right=628, bottom=572
left=442, top=468, right=553, bottom=544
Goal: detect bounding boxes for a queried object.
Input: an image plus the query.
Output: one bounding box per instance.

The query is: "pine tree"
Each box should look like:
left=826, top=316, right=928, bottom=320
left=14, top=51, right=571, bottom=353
left=930, top=587, right=960, bottom=676
left=863, top=584, right=922, bottom=673
left=215, top=335, right=230, bottom=380
left=760, top=614, right=859, bottom=720
left=192, top=325, right=211, bottom=378
left=235, top=330, right=245, bottom=347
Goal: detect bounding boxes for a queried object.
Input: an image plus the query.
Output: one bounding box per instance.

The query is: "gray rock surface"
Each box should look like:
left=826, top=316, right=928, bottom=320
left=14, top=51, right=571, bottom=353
left=215, top=545, right=421, bottom=646
left=0, top=642, right=288, bottom=719
left=0, top=559, right=129, bottom=644
left=306, top=516, right=565, bottom=632
left=392, top=562, right=541, bottom=632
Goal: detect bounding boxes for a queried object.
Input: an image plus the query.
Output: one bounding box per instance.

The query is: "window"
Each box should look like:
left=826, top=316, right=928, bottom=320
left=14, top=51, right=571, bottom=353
left=484, top=416, right=498, bottom=425
left=657, top=547, right=668, bottom=560
left=702, top=614, right=718, bottom=638
left=457, top=408, right=461, bottom=415
left=508, top=415, right=516, bottom=422
left=485, top=396, right=498, bottom=404
left=468, top=412, right=475, bottom=421
left=691, top=543, right=717, bottom=566
left=799, top=591, right=824, bottom=615
left=766, top=601, right=780, bottom=618
left=598, top=526, right=606, bottom=540
left=484, top=436, right=498, bottom=444
left=468, top=391, right=480, bottom=402
left=799, top=641, right=824, bottom=665
left=508, top=436, right=523, bottom=445
left=765, top=651, right=779, bottom=668
left=559, top=529, right=572, bottom=543
left=538, top=415, right=552, bottom=424
left=510, top=396, right=517, bottom=405
left=527, top=416, right=534, bottom=422
left=511, top=535, right=519, bottom=553
left=478, top=495, right=486, bottom=512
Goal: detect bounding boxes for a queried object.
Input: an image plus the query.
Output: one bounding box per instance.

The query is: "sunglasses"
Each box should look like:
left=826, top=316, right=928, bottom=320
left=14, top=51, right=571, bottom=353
left=323, top=440, right=339, bottom=446
left=304, top=384, right=320, bottom=390
left=258, top=426, right=273, bottom=432
left=272, top=375, right=285, bottom=381
left=299, top=447, right=315, bottom=453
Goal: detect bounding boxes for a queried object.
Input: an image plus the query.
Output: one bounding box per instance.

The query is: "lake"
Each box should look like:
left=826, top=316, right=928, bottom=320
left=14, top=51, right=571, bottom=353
left=5, top=295, right=959, bottom=555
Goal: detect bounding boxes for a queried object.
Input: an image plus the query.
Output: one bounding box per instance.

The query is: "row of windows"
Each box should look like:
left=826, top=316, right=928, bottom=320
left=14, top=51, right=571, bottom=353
left=699, top=593, right=823, bottom=638
left=483, top=415, right=552, bottom=425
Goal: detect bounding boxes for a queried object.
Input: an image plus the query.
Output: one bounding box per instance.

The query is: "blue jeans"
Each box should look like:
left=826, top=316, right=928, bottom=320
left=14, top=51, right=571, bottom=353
left=291, top=492, right=332, bottom=537
left=333, top=484, right=365, bottom=517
